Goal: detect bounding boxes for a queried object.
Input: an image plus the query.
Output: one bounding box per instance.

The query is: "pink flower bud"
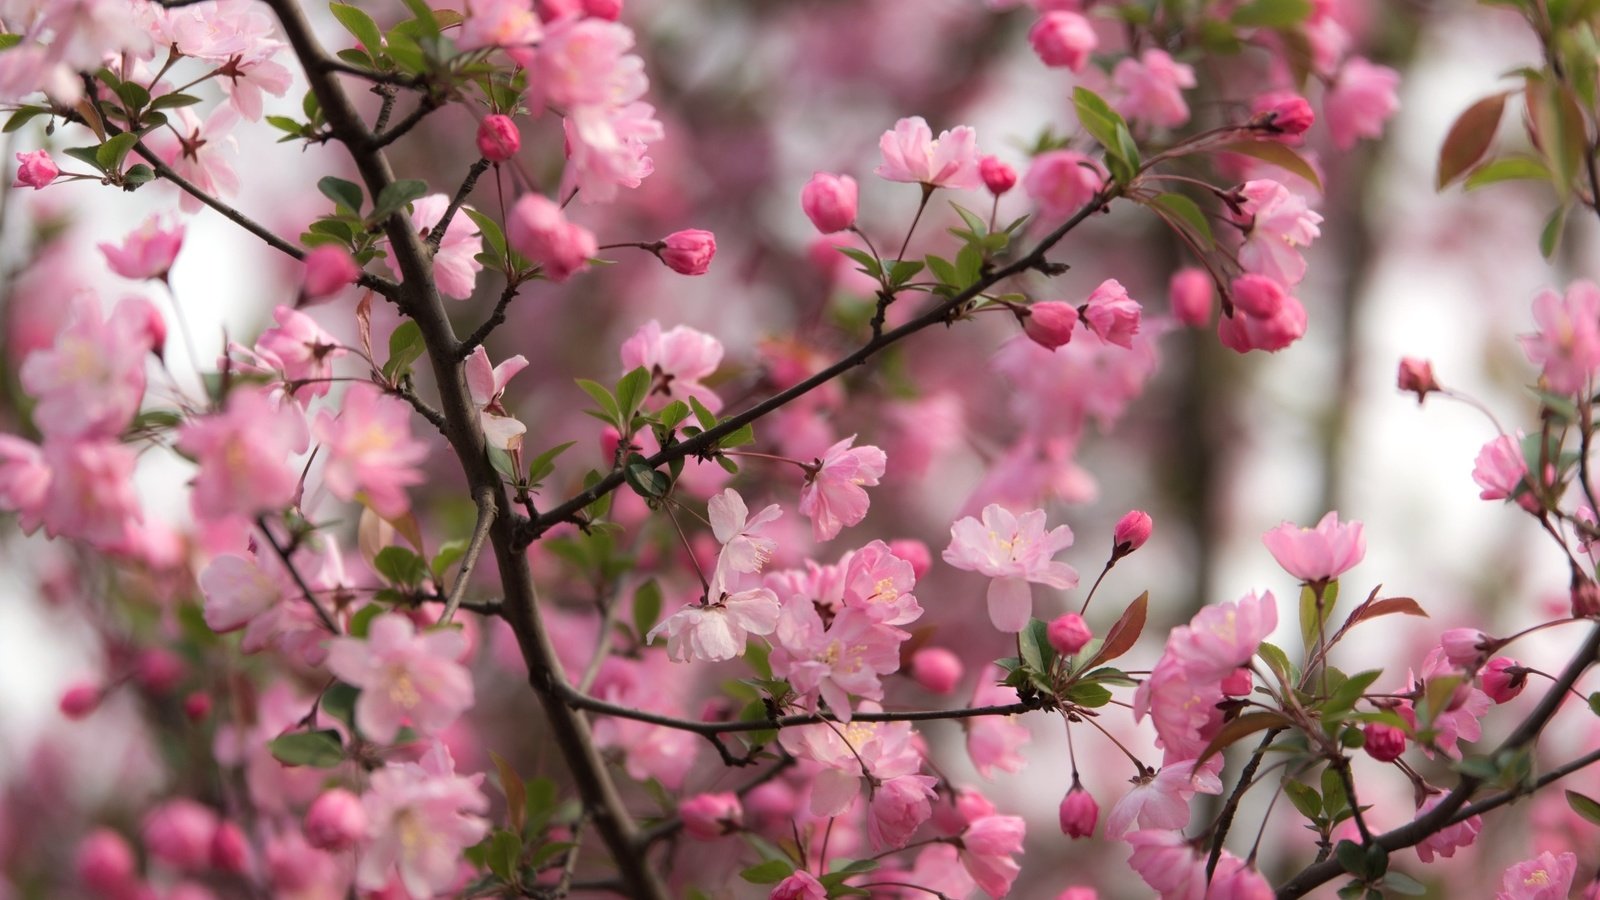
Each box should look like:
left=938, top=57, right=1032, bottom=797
left=304, top=788, right=367, bottom=852
left=1250, top=90, right=1315, bottom=137
left=1397, top=357, right=1440, bottom=404
left=209, top=821, right=250, bottom=874
left=1439, top=628, right=1490, bottom=667
left=1169, top=267, right=1214, bottom=327
left=1081, top=278, right=1141, bottom=348
left=476, top=114, right=521, bottom=162
left=183, top=691, right=212, bottom=721
left=801, top=172, right=859, bottom=234
left=1024, top=301, right=1077, bottom=349
left=1220, top=666, right=1254, bottom=697
left=507, top=193, right=597, bottom=282
left=910, top=647, right=964, bottom=694
left=888, top=538, right=933, bottom=579
left=59, top=682, right=102, bottom=719
left=679, top=792, right=742, bottom=840
left=771, top=871, right=828, bottom=900
left=143, top=799, right=220, bottom=872
left=100, top=216, right=185, bottom=281
left=659, top=229, right=716, bottom=276
left=76, top=829, right=138, bottom=894
left=134, top=648, right=186, bottom=695
left=1363, top=722, right=1407, bottom=762
left=1028, top=11, right=1096, bottom=72
left=1481, top=656, right=1526, bottom=704
left=583, top=0, right=622, bottom=18
left=1058, top=784, right=1098, bottom=838
left=301, top=245, right=360, bottom=303
left=979, top=155, right=1017, bottom=196
left=743, top=780, right=798, bottom=826
left=1218, top=274, right=1306, bottom=354
left=1047, top=613, right=1092, bottom=655
left=13, top=149, right=58, bottom=190
left=1114, top=509, right=1153, bottom=553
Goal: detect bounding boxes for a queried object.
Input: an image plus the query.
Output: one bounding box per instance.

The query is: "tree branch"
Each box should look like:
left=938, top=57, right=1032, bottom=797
left=442, top=488, right=496, bottom=624
left=427, top=157, right=491, bottom=249
left=459, top=280, right=522, bottom=358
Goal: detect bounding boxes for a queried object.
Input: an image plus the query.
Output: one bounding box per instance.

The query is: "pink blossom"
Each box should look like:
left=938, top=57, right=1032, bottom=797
left=1481, top=656, right=1527, bottom=703
left=1210, top=854, right=1274, bottom=900
left=647, top=588, right=781, bottom=662
left=0, top=435, right=49, bottom=534
left=619, top=319, right=724, bottom=412
left=1439, top=627, right=1491, bottom=667
left=301, top=245, right=360, bottom=303
left=561, top=101, right=663, bottom=204
left=770, top=871, right=826, bottom=900
left=465, top=346, right=529, bottom=450
left=532, top=17, right=644, bottom=108
left=679, top=792, right=742, bottom=840
left=1048, top=613, right=1092, bottom=654
left=177, top=386, right=309, bottom=522
left=1251, top=90, right=1316, bottom=137
left=476, top=113, right=521, bottom=161
left=1082, top=278, right=1141, bottom=348
left=966, top=666, right=1029, bottom=777
left=980, top=155, right=1018, bottom=195
left=1024, top=300, right=1079, bottom=350
left=1497, top=850, right=1577, bottom=900
left=1363, top=722, right=1406, bottom=761
left=1325, top=57, right=1400, bottom=149
left=59, top=682, right=101, bottom=719
left=1126, top=830, right=1207, bottom=900
left=1165, top=590, right=1279, bottom=681
left=1414, top=792, right=1481, bottom=863
left=1105, top=759, right=1224, bottom=837
left=1398, top=356, right=1440, bottom=403
left=1058, top=784, right=1098, bottom=837
left=40, top=439, right=144, bottom=551
left=1113, top=49, right=1197, bottom=129
left=840, top=539, right=922, bottom=625
left=255, top=306, right=346, bottom=399
left=659, top=229, right=716, bottom=275
left=357, top=744, right=489, bottom=897
left=958, top=815, right=1025, bottom=898
left=910, top=647, right=963, bottom=694
left=1218, top=274, right=1307, bottom=353
left=458, top=0, right=544, bottom=55
left=942, top=504, right=1078, bottom=632
left=869, top=774, right=937, bottom=849
left=1029, top=11, right=1096, bottom=72
left=20, top=296, right=157, bottom=440
left=410, top=194, right=484, bottom=299
left=75, top=829, right=137, bottom=896
left=1170, top=268, right=1214, bottom=327
left=1263, top=512, right=1365, bottom=582
left=198, top=552, right=284, bottom=635
left=708, top=488, right=782, bottom=590
left=874, top=116, right=982, bottom=189
left=13, top=149, right=56, bottom=189
left=312, top=384, right=428, bottom=518
left=1520, top=281, right=1600, bottom=395
left=1220, top=666, right=1254, bottom=696
left=210, top=821, right=250, bottom=874
left=1232, top=180, right=1322, bottom=286
left=143, top=799, right=220, bottom=872
left=799, top=435, right=888, bottom=542
left=800, top=172, right=858, bottom=234
left=1023, top=150, right=1105, bottom=221
left=326, top=613, right=474, bottom=742
left=1115, top=509, right=1154, bottom=552
left=304, top=788, right=367, bottom=851
left=160, top=106, right=241, bottom=214
left=770, top=602, right=905, bottom=720
left=777, top=704, right=923, bottom=813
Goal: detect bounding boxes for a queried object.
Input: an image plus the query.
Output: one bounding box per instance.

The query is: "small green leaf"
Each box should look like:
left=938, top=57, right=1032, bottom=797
left=2, top=106, right=48, bottom=133
left=836, top=246, right=882, bottom=278
left=624, top=462, right=669, bottom=499
left=1231, top=0, right=1313, bottom=27
left=1195, top=711, right=1289, bottom=766
left=374, top=545, right=428, bottom=587
left=430, top=538, right=468, bottom=582
left=1464, top=156, right=1549, bottom=190
left=719, top=422, right=756, bottom=449
left=348, top=603, right=383, bottom=638
left=1298, top=580, right=1339, bottom=653
left=1567, top=789, right=1600, bottom=826
left=615, top=366, right=651, bottom=423
left=1217, top=140, right=1323, bottom=193
left=1540, top=203, right=1570, bottom=259
left=268, top=730, right=345, bottom=767
left=632, top=579, right=663, bottom=639
left=1588, top=690, right=1600, bottom=717
left=1322, top=669, right=1382, bottom=719
left=526, top=440, right=576, bottom=486
left=1072, top=86, right=1126, bottom=154
left=321, top=681, right=360, bottom=729
left=740, top=860, right=795, bottom=884
left=576, top=378, right=621, bottom=425
left=383, top=320, right=425, bottom=381
left=96, top=133, right=138, bottom=172
left=1064, top=681, right=1112, bottom=707
left=1018, top=618, right=1054, bottom=674
left=1149, top=192, right=1214, bottom=247
left=331, top=2, right=385, bottom=52
left=1334, top=839, right=1366, bottom=876
left=1284, top=780, right=1322, bottom=819
left=319, top=176, right=365, bottom=214
left=486, top=828, right=521, bottom=883
left=149, top=92, right=202, bottom=111
left=888, top=259, right=924, bottom=287
left=370, top=179, right=430, bottom=222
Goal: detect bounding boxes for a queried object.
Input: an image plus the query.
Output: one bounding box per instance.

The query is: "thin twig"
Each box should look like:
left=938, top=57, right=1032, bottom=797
left=390, top=380, right=450, bottom=435
left=458, top=280, right=523, bottom=358
left=367, top=96, right=442, bottom=150
left=427, top=158, right=492, bottom=249
left=442, top=489, right=496, bottom=624
left=253, top=517, right=340, bottom=634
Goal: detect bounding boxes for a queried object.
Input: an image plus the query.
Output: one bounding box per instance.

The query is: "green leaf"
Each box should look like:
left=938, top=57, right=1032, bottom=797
left=96, top=132, right=137, bottom=172
left=1195, top=711, right=1289, bottom=767
left=1334, top=839, right=1366, bottom=876
left=370, top=179, right=430, bottom=222
left=1567, top=789, right=1600, bottom=826
left=1540, top=203, right=1570, bottom=259
left=268, top=730, right=344, bottom=767
left=1322, top=669, right=1382, bottom=719
left=836, top=246, right=882, bottom=279
left=486, top=828, right=521, bottom=883
left=375, top=545, right=428, bottom=587
left=1382, top=871, right=1427, bottom=896
left=1256, top=640, right=1298, bottom=687
left=0, top=33, right=22, bottom=51
left=1588, top=691, right=1600, bottom=717
left=122, top=164, right=155, bottom=189
left=1464, top=155, right=1549, bottom=190
left=1231, top=0, right=1313, bottom=27
left=319, top=176, right=364, bottom=214
left=430, top=538, right=468, bottom=583
left=888, top=259, right=925, bottom=287
left=114, top=80, right=151, bottom=113
left=1527, top=78, right=1586, bottom=194
left=1298, top=580, right=1339, bottom=653
left=1321, top=766, right=1349, bottom=815
left=1018, top=618, right=1054, bottom=675
left=1149, top=192, right=1214, bottom=248
left=526, top=441, right=576, bottom=486
left=576, top=378, right=621, bottom=425
left=719, top=422, right=756, bottom=449
left=62, top=146, right=104, bottom=173
left=3, top=106, right=48, bottom=133
left=740, top=860, right=795, bottom=884
left=149, top=92, right=203, bottom=111
left=1216, top=141, right=1323, bottom=193
left=321, top=681, right=360, bottom=729
left=624, top=462, right=669, bottom=499
left=632, top=579, right=662, bottom=639
left=463, top=207, right=506, bottom=260
left=383, top=320, right=425, bottom=381
left=1072, top=86, right=1126, bottom=154
left=331, top=2, right=385, bottom=52
left=1284, top=780, right=1322, bottom=819
left=1437, top=93, right=1508, bottom=189
left=348, top=603, right=383, bottom=638
left=925, top=254, right=959, bottom=287
left=1064, top=681, right=1112, bottom=707
left=615, top=366, right=651, bottom=423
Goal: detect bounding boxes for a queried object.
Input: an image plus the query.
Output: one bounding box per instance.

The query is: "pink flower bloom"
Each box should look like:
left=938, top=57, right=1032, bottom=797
left=1414, top=793, right=1481, bottom=863
left=1232, top=180, right=1322, bottom=287
left=161, top=106, right=241, bottom=214
left=40, top=438, right=144, bottom=551
left=1218, top=275, right=1307, bottom=354
left=980, top=155, right=1018, bottom=195
left=1058, top=784, right=1098, bottom=838
left=1474, top=431, right=1530, bottom=503
left=143, top=799, right=220, bottom=872
left=619, top=319, right=724, bottom=412
left=679, top=792, right=742, bottom=840
left=465, top=346, right=529, bottom=450
left=910, top=647, right=963, bottom=694
left=840, top=539, right=922, bottom=625
left=301, top=245, right=360, bottom=303
left=532, top=17, right=645, bottom=108
left=458, top=0, right=544, bottom=54
left=1126, top=830, right=1207, bottom=900
left=799, top=435, right=888, bottom=542
left=875, top=116, right=982, bottom=190
left=708, top=488, right=782, bottom=592
left=561, top=100, right=663, bottom=204
left=1029, top=11, right=1096, bottom=72
left=1210, top=854, right=1274, bottom=900
left=1113, top=49, right=1197, bottom=129
left=1170, top=268, right=1214, bottom=327
left=410, top=194, right=484, bottom=299
left=770, top=602, right=905, bottom=720
left=1167, top=591, right=1279, bottom=681
left=476, top=113, right=521, bottom=161
left=659, top=229, right=716, bottom=275
left=1024, top=300, right=1079, bottom=350
left=0, top=435, right=49, bottom=534
left=1497, top=850, right=1577, bottom=900
left=254, top=305, right=346, bottom=399
left=958, top=815, right=1025, bottom=898
left=1363, top=722, right=1406, bottom=761
left=966, top=665, right=1029, bottom=777
left=304, top=788, right=367, bottom=852
left=1105, top=759, right=1224, bottom=837
left=1439, top=627, right=1491, bottom=667
left=1082, top=278, right=1141, bottom=348
left=1047, top=613, right=1092, bottom=654
left=177, top=386, right=309, bottom=522
left=801, top=172, right=859, bottom=234
left=647, top=588, right=781, bottom=662
left=13, top=149, right=56, bottom=189
left=1520, top=281, right=1600, bottom=395
left=326, top=613, right=474, bottom=742
left=869, top=774, right=937, bottom=849
left=357, top=743, right=489, bottom=897
left=313, top=384, right=429, bottom=518
left=198, top=552, right=285, bottom=635
left=1263, top=511, right=1365, bottom=582
left=770, top=871, right=827, bottom=900
left=1115, top=509, right=1154, bottom=552
left=20, top=296, right=159, bottom=440
left=1325, top=57, right=1400, bottom=149
left=1023, top=150, right=1105, bottom=221
left=1481, top=656, right=1526, bottom=703
left=942, top=504, right=1078, bottom=632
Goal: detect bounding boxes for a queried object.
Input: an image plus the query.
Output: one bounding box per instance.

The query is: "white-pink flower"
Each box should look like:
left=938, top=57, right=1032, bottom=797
left=465, top=346, right=528, bottom=450
left=177, top=385, right=309, bottom=523
left=1105, top=760, right=1223, bottom=838
left=1520, top=281, right=1600, bottom=396
left=646, top=588, right=781, bottom=663
left=197, top=552, right=285, bottom=635
left=1262, top=511, right=1365, bottom=583
left=708, top=488, right=781, bottom=594
left=357, top=743, right=489, bottom=897
left=410, top=194, right=484, bottom=300
left=770, top=601, right=905, bottom=721
left=99, top=215, right=185, bottom=281
left=798, top=435, right=888, bottom=543
left=326, top=613, right=474, bottom=743
left=20, top=296, right=160, bottom=441
left=619, top=319, right=724, bottom=413
left=1497, top=850, right=1577, bottom=900
left=253, top=305, right=345, bottom=400
left=1232, top=180, right=1323, bottom=287
left=942, top=504, right=1078, bottom=632
left=875, top=116, right=982, bottom=190
left=313, top=384, right=429, bottom=518
left=1113, top=49, right=1196, bottom=129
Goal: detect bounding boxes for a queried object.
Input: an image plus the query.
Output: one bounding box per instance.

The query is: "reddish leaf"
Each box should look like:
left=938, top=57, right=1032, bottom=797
left=1216, top=141, right=1322, bottom=193
left=355, top=290, right=375, bottom=368
left=1437, top=93, right=1508, bottom=189
left=1196, top=711, right=1290, bottom=767
left=1343, top=596, right=1427, bottom=630
left=1086, top=592, right=1148, bottom=669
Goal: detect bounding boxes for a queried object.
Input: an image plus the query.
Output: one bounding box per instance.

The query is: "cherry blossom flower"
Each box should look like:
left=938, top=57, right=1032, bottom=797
left=647, top=588, right=781, bottom=662
left=301, top=245, right=360, bottom=303
left=910, top=647, right=963, bottom=694
left=619, top=319, right=724, bottom=412
left=506, top=193, right=597, bottom=283
left=1363, top=722, right=1406, bottom=761
left=1473, top=431, right=1530, bottom=503
left=1325, top=57, right=1400, bottom=149
left=1125, top=829, right=1207, bottom=899
left=476, top=114, right=521, bottom=162
left=1481, top=656, right=1527, bottom=703
left=958, top=814, right=1025, bottom=898
left=840, top=539, right=922, bottom=625
left=1398, top=356, right=1440, bottom=403
left=1217, top=274, right=1307, bottom=353
left=1520, top=281, right=1600, bottom=396
left=1170, top=268, right=1214, bottom=327
left=1414, top=792, right=1481, bottom=863
left=1113, top=49, right=1196, bottom=128
left=1115, top=509, right=1154, bottom=552
left=253, top=305, right=345, bottom=400
left=1263, top=511, right=1365, bottom=583
left=799, top=435, right=888, bottom=542
left=770, top=871, right=827, bottom=900
left=770, top=602, right=905, bottom=720
left=1029, top=11, right=1096, bottom=72
left=943, top=504, right=1078, bottom=632
left=875, top=116, right=982, bottom=190
left=1023, top=150, right=1104, bottom=221
left=1058, top=784, right=1098, bottom=837
left=1166, top=590, right=1278, bottom=681
left=980, top=155, right=1018, bottom=195
left=707, top=488, right=782, bottom=594
left=870, top=774, right=938, bottom=850
left=40, top=438, right=144, bottom=552
left=801, top=172, right=858, bottom=234
left=679, top=792, right=742, bottom=840
left=561, top=101, right=663, bottom=204
left=1497, top=850, right=1577, bottom=900
left=533, top=17, right=645, bottom=108
left=326, top=613, right=473, bottom=742
left=304, top=789, right=367, bottom=852
left=313, top=384, right=429, bottom=518
left=1105, top=759, right=1224, bottom=838
left=410, top=193, right=484, bottom=300
left=159, top=106, right=241, bottom=214
left=465, top=346, right=529, bottom=450
left=1047, top=613, right=1092, bottom=655
left=966, top=665, right=1028, bottom=777
left=1081, top=278, right=1142, bottom=348
left=177, top=386, right=309, bottom=522
left=0, top=435, right=49, bottom=534
left=13, top=149, right=56, bottom=189
left=20, top=295, right=160, bottom=440
left=357, top=743, right=489, bottom=897
left=1210, top=854, right=1274, bottom=900
left=1024, top=301, right=1078, bottom=350
left=1250, top=90, right=1315, bottom=137
left=1232, top=180, right=1322, bottom=287
left=659, top=229, right=716, bottom=275
left=142, top=799, right=220, bottom=872
left=458, top=0, right=544, bottom=56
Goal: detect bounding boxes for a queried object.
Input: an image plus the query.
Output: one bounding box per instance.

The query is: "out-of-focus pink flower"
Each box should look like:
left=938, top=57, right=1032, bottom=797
left=1473, top=432, right=1529, bottom=503
left=1414, top=793, right=1481, bottom=863
left=679, top=792, right=742, bottom=840
left=326, top=613, right=474, bottom=743
left=1169, top=268, right=1214, bottom=326
left=1520, top=281, right=1600, bottom=396
left=1024, top=300, right=1078, bottom=350
left=1398, top=356, right=1440, bottom=403
left=301, top=245, right=360, bottom=303
left=1325, top=57, right=1400, bottom=149
left=143, top=799, right=220, bottom=872
left=1250, top=90, right=1315, bottom=137
left=1082, top=279, right=1141, bottom=348
left=411, top=193, right=484, bottom=299
left=1114, top=509, right=1153, bottom=553
left=801, top=172, right=858, bottom=233
left=312, top=384, right=429, bottom=517
left=966, top=665, right=1029, bottom=777
left=21, top=295, right=160, bottom=441
left=799, top=435, right=887, bottom=542
left=1126, top=829, right=1207, bottom=899
left=100, top=215, right=185, bottom=281
left=1105, top=759, right=1223, bottom=838
left=659, top=229, right=715, bottom=275
left=770, top=871, right=826, bottom=900
left=619, top=319, right=724, bottom=412
left=980, top=155, right=1017, bottom=195
left=210, top=821, right=250, bottom=874
left=647, top=588, right=781, bottom=662
left=304, top=788, right=367, bottom=851
left=1047, top=613, right=1092, bottom=655
left=75, top=829, right=137, bottom=895
left=1232, top=180, right=1322, bottom=287
left=910, top=647, right=963, bottom=694
left=958, top=815, right=1025, bottom=898
left=0, top=435, right=49, bottom=534
left=1113, top=49, right=1196, bottom=128
left=465, top=346, right=529, bottom=450
left=160, top=106, right=241, bottom=214
left=40, top=439, right=144, bottom=551
left=1210, top=854, right=1274, bottom=900
left=1363, top=722, right=1407, bottom=761
left=459, top=0, right=544, bottom=54
left=943, top=504, right=1078, bottom=632
left=870, top=774, right=937, bottom=849
left=58, top=682, right=101, bottom=719
left=875, top=116, right=982, bottom=190
left=770, top=603, right=904, bottom=720
left=177, top=386, right=309, bottom=522
left=1497, top=850, right=1577, bottom=900
left=1263, top=511, right=1365, bottom=583
left=1023, top=150, right=1104, bottom=221
left=1028, top=11, right=1095, bottom=72
left=1481, top=656, right=1527, bottom=703
left=13, top=149, right=57, bottom=189
left=476, top=113, right=521, bottom=161
left=198, top=552, right=284, bottom=635
left=1218, top=275, right=1307, bottom=354
left=1058, top=890, right=1098, bottom=900
left=1439, top=627, right=1491, bottom=667
left=1058, top=784, right=1098, bottom=838
left=357, top=744, right=489, bottom=897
